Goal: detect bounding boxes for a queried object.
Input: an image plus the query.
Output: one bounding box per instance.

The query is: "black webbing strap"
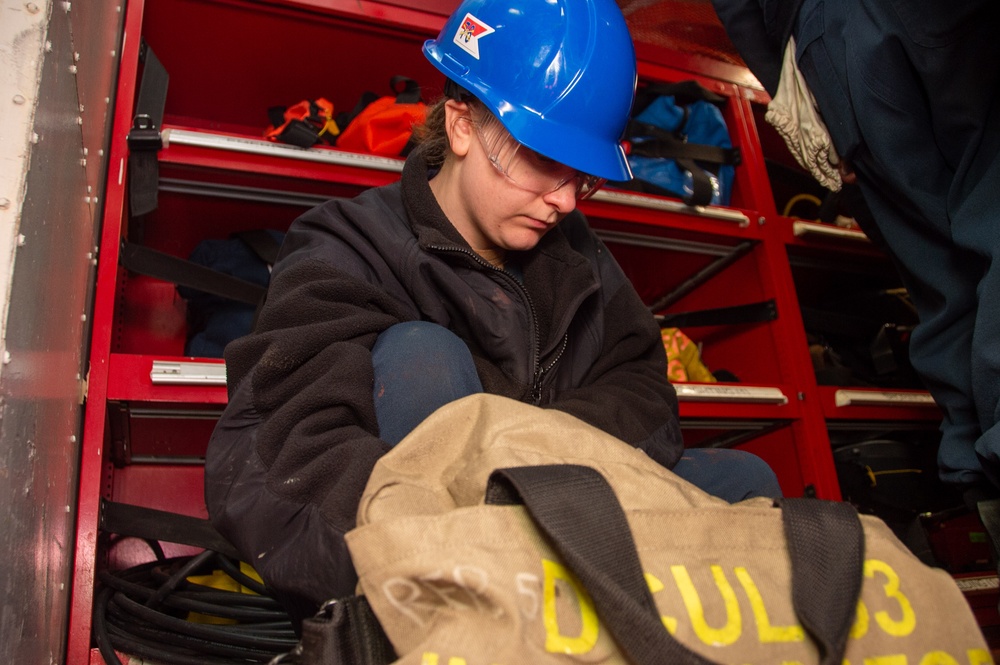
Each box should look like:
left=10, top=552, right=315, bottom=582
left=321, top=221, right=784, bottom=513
left=127, top=41, right=169, bottom=217
left=100, top=499, right=242, bottom=560
left=486, top=465, right=718, bottom=665
left=120, top=240, right=266, bottom=305
left=234, top=229, right=282, bottom=266
left=626, top=119, right=742, bottom=207
left=657, top=299, right=778, bottom=328
left=389, top=75, right=422, bottom=105
left=487, top=465, right=866, bottom=665
left=648, top=240, right=756, bottom=314
left=778, top=497, right=865, bottom=665
left=627, top=121, right=741, bottom=167
left=298, top=596, right=396, bottom=665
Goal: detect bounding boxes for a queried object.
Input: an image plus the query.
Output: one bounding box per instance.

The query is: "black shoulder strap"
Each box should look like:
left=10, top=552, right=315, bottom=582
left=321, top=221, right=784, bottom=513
left=487, top=465, right=865, bottom=665
left=127, top=40, right=169, bottom=217
left=487, top=465, right=718, bottom=665
left=627, top=121, right=741, bottom=167
left=389, top=75, right=422, bottom=105
left=100, top=499, right=241, bottom=560
left=234, top=229, right=282, bottom=266
left=779, top=497, right=865, bottom=665
left=120, top=240, right=266, bottom=305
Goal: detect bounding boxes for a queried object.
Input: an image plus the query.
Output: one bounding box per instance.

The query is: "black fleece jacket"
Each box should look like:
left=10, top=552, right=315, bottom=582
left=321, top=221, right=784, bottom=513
left=204, top=145, right=683, bottom=622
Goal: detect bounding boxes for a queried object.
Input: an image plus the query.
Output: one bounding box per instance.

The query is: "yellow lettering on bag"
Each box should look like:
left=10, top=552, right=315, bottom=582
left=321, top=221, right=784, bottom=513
left=863, top=655, right=907, bottom=665
left=644, top=572, right=678, bottom=634
left=850, top=599, right=870, bottom=639
left=918, top=653, right=961, bottom=665
left=671, top=565, right=742, bottom=646
left=865, top=560, right=916, bottom=637
left=967, top=649, right=993, bottom=665
left=542, top=559, right=599, bottom=655
left=734, top=567, right=805, bottom=643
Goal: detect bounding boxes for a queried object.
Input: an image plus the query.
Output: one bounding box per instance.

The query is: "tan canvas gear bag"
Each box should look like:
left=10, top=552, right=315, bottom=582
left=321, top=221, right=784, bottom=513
left=284, top=393, right=991, bottom=665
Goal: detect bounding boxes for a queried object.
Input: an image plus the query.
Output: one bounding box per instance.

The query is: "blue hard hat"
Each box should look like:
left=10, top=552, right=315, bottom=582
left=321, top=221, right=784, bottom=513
left=423, top=0, right=637, bottom=181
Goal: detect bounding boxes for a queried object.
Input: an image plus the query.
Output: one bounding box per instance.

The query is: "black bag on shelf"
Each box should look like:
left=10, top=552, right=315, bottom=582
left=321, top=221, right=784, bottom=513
left=178, top=229, right=285, bottom=357
left=834, top=438, right=964, bottom=565
left=802, top=288, right=923, bottom=388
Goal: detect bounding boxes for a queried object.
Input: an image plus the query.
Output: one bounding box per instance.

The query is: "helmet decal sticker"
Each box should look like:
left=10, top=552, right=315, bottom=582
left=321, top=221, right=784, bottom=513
left=453, top=13, right=495, bottom=59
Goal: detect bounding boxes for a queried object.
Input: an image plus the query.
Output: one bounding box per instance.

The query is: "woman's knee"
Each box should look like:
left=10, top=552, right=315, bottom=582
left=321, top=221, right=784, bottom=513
left=372, top=321, right=470, bottom=365
left=673, top=448, right=783, bottom=502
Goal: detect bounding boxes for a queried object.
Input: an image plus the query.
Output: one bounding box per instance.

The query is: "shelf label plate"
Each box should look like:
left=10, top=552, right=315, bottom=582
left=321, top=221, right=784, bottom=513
left=151, top=360, right=227, bottom=385
left=792, top=221, right=869, bottom=242
left=834, top=389, right=935, bottom=408
left=676, top=384, right=788, bottom=405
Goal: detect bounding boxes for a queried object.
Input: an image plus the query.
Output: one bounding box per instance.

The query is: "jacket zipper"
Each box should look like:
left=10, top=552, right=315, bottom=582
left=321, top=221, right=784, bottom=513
left=428, top=244, right=562, bottom=404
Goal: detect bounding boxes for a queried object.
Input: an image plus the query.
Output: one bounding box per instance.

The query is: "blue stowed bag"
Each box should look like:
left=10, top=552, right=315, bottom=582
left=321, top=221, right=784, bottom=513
left=177, top=229, right=285, bottom=357
left=611, top=81, right=740, bottom=207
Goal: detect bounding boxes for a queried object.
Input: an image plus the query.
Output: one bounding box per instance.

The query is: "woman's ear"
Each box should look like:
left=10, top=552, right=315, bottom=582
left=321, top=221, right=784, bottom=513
left=443, top=99, right=473, bottom=158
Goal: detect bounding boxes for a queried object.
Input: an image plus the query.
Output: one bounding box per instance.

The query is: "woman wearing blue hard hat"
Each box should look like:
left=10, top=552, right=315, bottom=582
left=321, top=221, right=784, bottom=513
left=205, top=0, right=781, bottom=623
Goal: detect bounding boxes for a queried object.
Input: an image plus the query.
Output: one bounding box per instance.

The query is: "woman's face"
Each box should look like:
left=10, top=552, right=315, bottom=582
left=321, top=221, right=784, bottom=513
left=431, top=101, right=582, bottom=261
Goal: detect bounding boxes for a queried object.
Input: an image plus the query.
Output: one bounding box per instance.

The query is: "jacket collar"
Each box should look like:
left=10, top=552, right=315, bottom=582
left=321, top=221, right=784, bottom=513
left=400, top=143, right=602, bottom=352
left=400, top=144, right=471, bottom=251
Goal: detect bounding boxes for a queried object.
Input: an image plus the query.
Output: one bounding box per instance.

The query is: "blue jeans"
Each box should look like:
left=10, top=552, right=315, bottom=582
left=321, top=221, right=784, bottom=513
left=372, top=322, right=783, bottom=503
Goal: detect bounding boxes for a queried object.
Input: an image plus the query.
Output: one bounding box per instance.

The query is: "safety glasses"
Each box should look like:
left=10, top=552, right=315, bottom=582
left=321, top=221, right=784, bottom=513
left=472, top=113, right=605, bottom=200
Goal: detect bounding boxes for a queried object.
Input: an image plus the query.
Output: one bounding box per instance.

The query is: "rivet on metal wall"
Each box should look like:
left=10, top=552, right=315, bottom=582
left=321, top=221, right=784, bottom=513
left=73, top=52, right=81, bottom=62
left=17, top=235, right=26, bottom=246
left=31, top=133, right=39, bottom=144
left=25, top=2, right=40, bottom=12
left=80, top=314, right=87, bottom=322
left=13, top=94, right=26, bottom=105
left=69, top=65, right=78, bottom=74
left=3, top=352, right=11, bottom=365
left=62, top=1, right=71, bottom=11
left=0, top=198, right=10, bottom=210
left=45, top=41, right=52, bottom=52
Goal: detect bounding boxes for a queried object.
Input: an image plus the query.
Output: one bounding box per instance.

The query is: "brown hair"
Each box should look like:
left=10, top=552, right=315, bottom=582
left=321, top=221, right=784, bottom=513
left=412, top=92, right=485, bottom=168
left=412, top=96, right=450, bottom=168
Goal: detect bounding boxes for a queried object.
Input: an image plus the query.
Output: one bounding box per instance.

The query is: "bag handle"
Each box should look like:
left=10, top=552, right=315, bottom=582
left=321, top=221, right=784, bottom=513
left=487, top=465, right=717, bottom=665
left=487, top=465, right=865, bottom=665
left=778, top=497, right=865, bottom=665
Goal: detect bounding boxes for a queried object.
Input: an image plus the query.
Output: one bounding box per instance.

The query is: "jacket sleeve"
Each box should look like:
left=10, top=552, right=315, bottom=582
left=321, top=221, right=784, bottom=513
left=205, top=255, right=409, bottom=623
left=710, top=0, right=784, bottom=96
left=533, top=221, right=684, bottom=470
left=546, top=274, right=685, bottom=471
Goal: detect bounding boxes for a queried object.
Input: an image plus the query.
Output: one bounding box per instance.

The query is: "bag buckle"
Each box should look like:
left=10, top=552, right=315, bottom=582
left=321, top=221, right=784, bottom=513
left=127, top=113, right=163, bottom=152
